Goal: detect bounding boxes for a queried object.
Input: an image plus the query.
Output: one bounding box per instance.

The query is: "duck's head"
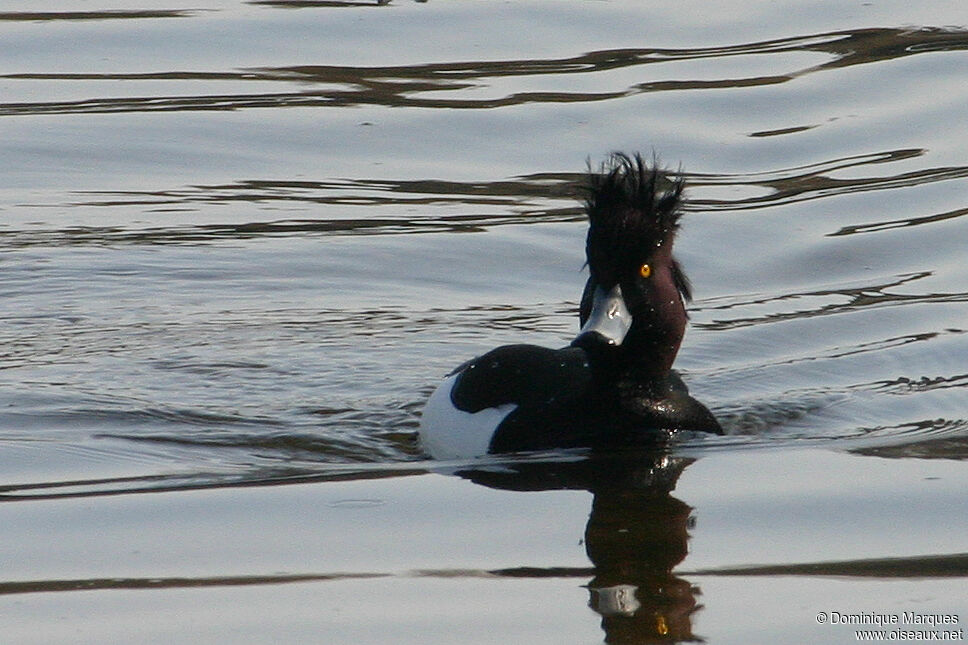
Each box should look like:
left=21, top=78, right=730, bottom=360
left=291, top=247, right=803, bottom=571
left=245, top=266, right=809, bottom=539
left=572, top=153, right=692, bottom=379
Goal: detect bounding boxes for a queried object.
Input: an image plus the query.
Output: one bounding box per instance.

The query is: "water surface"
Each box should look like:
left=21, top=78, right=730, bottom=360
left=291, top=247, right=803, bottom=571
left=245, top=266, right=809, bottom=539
left=2, top=1, right=967, bottom=642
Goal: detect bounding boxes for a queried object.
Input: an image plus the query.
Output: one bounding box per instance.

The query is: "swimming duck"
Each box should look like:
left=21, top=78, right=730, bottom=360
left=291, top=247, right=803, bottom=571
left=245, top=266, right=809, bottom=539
left=420, top=153, right=722, bottom=459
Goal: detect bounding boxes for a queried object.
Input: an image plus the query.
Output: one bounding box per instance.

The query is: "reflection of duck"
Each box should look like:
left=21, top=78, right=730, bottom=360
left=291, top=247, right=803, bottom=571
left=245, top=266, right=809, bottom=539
left=420, top=153, right=721, bottom=459
left=460, top=453, right=702, bottom=643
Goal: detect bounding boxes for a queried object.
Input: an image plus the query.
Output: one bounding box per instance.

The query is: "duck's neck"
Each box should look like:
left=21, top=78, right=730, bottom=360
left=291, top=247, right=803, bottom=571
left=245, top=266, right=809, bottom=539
left=616, top=363, right=674, bottom=396
left=621, top=317, right=685, bottom=381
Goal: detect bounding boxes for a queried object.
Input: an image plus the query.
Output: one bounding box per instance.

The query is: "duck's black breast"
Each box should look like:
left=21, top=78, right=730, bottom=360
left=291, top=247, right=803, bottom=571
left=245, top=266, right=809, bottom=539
left=616, top=372, right=723, bottom=438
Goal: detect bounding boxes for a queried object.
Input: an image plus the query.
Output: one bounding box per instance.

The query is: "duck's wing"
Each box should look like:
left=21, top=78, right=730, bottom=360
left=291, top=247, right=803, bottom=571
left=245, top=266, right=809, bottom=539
left=450, top=344, right=593, bottom=413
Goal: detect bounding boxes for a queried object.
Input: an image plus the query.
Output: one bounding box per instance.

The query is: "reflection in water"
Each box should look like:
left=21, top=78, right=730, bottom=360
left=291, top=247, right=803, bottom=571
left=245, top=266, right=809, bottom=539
left=0, top=174, right=583, bottom=247
left=0, top=571, right=382, bottom=596
left=0, top=458, right=424, bottom=502
left=830, top=205, right=968, bottom=237
left=686, top=148, right=968, bottom=212
left=250, top=1, right=400, bottom=6
left=697, top=271, right=968, bottom=331
left=0, top=11, right=195, bottom=22
left=6, top=146, right=968, bottom=248
left=463, top=452, right=700, bottom=644
left=692, top=552, right=968, bottom=578
left=3, top=27, right=967, bottom=116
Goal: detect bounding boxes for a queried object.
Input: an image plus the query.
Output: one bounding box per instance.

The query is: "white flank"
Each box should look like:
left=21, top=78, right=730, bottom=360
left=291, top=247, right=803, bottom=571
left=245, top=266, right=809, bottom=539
left=419, top=373, right=516, bottom=460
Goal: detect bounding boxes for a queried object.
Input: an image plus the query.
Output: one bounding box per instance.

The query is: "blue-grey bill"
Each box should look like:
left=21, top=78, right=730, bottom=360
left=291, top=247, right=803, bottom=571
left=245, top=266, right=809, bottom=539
left=576, top=284, right=632, bottom=346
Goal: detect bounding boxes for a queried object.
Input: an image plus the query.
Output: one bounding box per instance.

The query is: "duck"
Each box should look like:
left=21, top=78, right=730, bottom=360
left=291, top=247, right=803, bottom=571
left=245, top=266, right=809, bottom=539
left=419, top=152, right=722, bottom=459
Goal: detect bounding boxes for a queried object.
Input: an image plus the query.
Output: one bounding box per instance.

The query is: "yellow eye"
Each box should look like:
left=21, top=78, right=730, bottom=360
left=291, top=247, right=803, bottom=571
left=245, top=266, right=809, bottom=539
left=639, top=263, right=652, bottom=278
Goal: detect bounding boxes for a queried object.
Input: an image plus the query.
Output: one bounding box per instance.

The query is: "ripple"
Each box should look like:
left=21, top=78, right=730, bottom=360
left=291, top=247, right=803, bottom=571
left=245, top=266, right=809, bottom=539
left=686, top=149, right=968, bottom=212
left=695, top=272, right=968, bottom=331
left=0, top=10, right=196, bottom=22
left=3, top=27, right=965, bottom=116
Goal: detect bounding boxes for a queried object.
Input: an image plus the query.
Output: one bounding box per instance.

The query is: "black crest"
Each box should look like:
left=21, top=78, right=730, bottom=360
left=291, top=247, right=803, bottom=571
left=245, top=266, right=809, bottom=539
left=583, top=152, right=690, bottom=298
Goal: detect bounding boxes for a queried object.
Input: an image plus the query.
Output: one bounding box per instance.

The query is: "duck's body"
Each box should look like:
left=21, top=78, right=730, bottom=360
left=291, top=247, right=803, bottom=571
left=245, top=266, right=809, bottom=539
left=420, top=153, right=721, bottom=459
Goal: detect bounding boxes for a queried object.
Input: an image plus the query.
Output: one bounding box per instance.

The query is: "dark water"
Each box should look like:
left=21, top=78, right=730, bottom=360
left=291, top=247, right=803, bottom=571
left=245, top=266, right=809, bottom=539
left=2, top=2, right=967, bottom=643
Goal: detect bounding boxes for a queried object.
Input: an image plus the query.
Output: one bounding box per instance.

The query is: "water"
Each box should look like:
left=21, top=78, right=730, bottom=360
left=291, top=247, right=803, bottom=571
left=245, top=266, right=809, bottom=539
left=2, top=1, right=967, bottom=642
